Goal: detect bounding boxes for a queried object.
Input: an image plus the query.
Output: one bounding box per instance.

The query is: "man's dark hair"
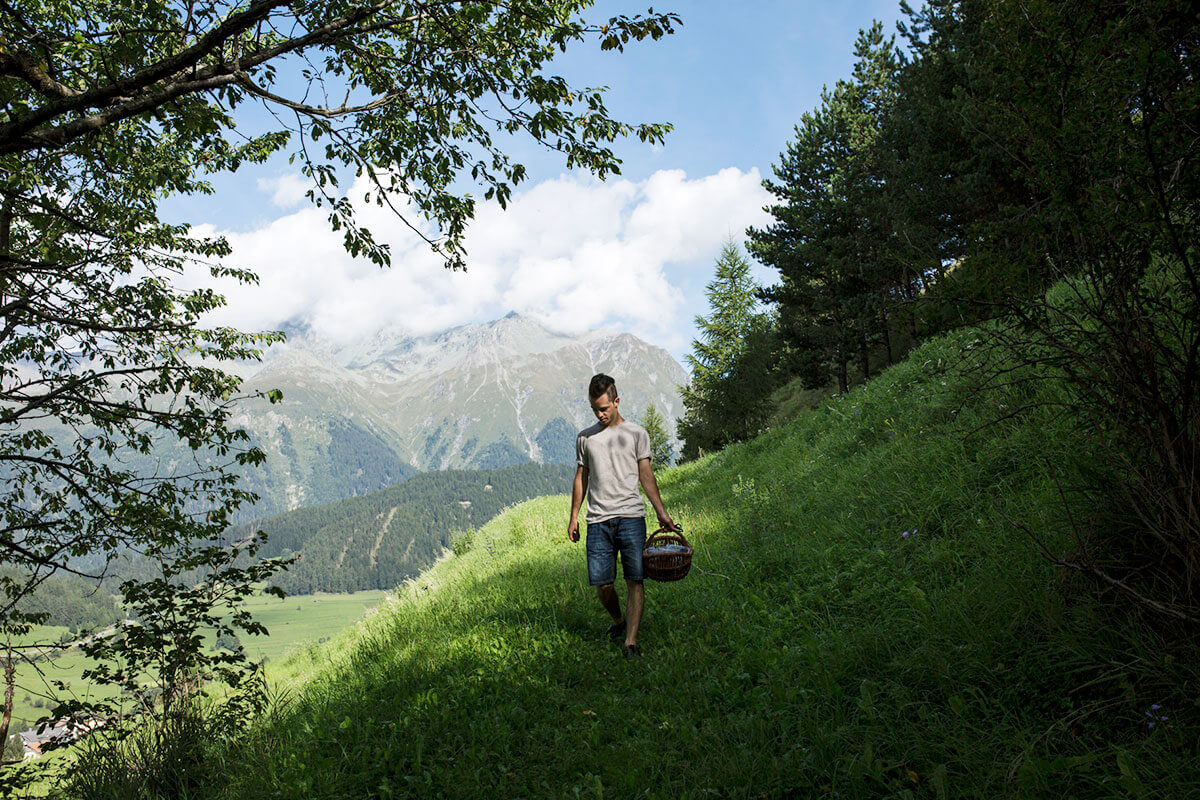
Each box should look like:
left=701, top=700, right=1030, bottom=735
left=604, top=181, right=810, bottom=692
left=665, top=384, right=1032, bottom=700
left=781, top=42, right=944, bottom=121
left=588, top=373, right=618, bottom=401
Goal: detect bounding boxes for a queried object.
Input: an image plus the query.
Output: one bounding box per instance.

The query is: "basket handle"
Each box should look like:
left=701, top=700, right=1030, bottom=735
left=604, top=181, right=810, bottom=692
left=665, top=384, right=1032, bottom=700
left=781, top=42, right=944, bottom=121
left=647, top=523, right=688, bottom=548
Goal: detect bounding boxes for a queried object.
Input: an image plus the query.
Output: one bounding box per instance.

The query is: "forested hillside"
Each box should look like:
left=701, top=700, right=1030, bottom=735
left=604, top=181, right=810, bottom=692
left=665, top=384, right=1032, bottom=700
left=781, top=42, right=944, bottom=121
left=235, top=463, right=575, bottom=594
left=153, top=416, right=419, bottom=524
left=2, top=569, right=122, bottom=633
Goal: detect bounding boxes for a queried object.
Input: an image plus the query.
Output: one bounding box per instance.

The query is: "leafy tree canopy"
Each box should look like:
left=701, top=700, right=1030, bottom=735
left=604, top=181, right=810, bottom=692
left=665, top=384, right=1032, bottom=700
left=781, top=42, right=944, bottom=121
left=1, top=0, right=678, bottom=267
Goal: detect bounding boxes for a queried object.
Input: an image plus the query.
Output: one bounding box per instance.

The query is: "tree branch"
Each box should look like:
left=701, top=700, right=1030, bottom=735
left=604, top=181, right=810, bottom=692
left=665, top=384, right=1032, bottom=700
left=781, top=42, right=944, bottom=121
left=0, top=50, right=79, bottom=99
left=0, top=0, right=428, bottom=155
left=235, top=73, right=404, bottom=118
left=0, top=0, right=289, bottom=144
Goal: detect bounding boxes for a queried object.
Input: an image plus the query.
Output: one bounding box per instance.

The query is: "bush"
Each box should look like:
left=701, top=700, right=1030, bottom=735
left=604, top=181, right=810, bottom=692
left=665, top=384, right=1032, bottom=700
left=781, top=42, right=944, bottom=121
left=67, top=703, right=212, bottom=800
left=66, top=676, right=268, bottom=800
left=214, top=632, right=241, bottom=652
left=450, top=528, right=475, bottom=557
left=3, top=733, right=24, bottom=763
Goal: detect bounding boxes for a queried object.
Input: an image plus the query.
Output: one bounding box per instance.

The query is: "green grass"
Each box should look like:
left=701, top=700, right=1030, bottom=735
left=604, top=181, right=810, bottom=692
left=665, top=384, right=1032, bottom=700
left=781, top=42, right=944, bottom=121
left=202, top=326, right=1199, bottom=799
left=9, top=641, right=124, bottom=737
left=6, top=590, right=389, bottom=735
left=233, top=589, right=391, bottom=664
left=766, top=315, right=921, bottom=429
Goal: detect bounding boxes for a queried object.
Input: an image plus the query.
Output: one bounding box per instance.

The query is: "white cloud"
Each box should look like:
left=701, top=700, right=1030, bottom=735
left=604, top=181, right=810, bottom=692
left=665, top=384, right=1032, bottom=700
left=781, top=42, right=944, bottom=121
left=191, top=167, right=773, bottom=358
left=255, top=173, right=310, bottom=208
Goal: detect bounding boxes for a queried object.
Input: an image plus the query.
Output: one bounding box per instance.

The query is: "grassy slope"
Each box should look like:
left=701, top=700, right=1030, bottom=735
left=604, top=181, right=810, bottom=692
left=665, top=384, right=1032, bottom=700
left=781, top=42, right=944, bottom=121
left=217, top=328, right=1199, bottom=799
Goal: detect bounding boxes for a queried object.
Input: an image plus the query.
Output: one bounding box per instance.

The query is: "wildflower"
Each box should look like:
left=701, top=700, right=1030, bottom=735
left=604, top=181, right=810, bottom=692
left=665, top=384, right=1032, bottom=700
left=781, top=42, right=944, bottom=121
left=901, top=530, right=912, bottom=539
left=1144, top=704, right=1168, bottom=730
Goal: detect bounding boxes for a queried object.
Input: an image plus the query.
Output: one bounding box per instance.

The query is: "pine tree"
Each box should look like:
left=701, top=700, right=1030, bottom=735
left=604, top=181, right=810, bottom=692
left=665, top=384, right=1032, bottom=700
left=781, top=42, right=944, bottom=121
left=748, top=23, right=903, bottom=391
left=686, top=241, right=760, bottom=390
left=678, top=241, right=777, bottom=459
left=641, top=402, right=674, bottom=469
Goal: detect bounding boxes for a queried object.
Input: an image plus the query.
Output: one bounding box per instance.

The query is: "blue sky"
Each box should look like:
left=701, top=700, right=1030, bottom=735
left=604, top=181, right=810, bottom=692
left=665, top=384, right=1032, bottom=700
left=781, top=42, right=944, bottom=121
left=170, top=1, right=906, bottom=363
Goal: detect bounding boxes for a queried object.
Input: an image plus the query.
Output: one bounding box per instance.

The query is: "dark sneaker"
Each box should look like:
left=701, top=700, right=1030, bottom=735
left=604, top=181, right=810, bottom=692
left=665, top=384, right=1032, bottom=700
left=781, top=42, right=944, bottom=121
left=622, top=644, right=642, bottom=659
left=606, top=620, right=626, bottom=641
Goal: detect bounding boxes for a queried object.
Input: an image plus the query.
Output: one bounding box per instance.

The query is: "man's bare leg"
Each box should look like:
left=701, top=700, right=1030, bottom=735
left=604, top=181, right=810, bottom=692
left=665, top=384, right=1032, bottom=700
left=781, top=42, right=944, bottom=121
left=596, top=583, right=622, bottom=624
left=624, top=579, right=644, bottom=647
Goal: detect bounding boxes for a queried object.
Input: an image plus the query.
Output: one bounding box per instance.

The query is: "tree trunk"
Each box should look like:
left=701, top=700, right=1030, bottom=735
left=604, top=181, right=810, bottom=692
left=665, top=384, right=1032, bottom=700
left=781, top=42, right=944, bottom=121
left=1, top=639, right=15, bottom=763
left=859, top=329, right=871, bottom=381
left=0, top=192, right=13, bottom=337
left=903, top=270, right=919, bottom=338
left=881, top=309, right=893, bottom=365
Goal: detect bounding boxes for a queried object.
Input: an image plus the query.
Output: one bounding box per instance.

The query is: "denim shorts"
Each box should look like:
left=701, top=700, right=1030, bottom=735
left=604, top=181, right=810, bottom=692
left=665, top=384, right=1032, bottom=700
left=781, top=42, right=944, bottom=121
left=586, top=516, right=647, bottom=585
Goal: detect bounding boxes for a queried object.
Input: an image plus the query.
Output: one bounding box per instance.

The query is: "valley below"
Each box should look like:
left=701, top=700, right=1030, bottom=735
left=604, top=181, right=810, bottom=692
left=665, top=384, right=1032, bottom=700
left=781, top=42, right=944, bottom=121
left=8, top=590, right=390, bottom=737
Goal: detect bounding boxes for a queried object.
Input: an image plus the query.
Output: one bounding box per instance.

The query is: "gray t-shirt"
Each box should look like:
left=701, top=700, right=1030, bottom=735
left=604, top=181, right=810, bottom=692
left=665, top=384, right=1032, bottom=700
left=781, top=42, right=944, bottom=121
left=576, top=420, right=651, bottom=523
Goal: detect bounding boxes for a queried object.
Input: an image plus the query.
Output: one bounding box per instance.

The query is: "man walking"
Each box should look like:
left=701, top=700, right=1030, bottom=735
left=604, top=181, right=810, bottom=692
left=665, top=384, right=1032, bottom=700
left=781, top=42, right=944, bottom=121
left=568, top=373, right=677, bottom=659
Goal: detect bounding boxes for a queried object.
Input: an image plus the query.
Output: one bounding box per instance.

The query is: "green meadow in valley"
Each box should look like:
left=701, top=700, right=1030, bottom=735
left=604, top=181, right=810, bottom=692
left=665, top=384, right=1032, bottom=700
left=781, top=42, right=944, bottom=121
left=7, top=591, right=389, bottom=737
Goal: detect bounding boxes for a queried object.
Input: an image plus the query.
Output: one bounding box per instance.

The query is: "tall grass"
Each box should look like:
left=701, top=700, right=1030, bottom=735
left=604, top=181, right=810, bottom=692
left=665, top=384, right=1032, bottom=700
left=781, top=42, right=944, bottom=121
left=66, top=702, right=215, bottom=800
left=210, top=327, right=1199, bottom=799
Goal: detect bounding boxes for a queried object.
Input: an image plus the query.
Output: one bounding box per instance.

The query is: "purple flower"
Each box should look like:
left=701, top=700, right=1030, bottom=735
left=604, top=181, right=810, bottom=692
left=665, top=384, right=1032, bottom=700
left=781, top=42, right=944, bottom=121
left=901, top=530, right=912, bottom=539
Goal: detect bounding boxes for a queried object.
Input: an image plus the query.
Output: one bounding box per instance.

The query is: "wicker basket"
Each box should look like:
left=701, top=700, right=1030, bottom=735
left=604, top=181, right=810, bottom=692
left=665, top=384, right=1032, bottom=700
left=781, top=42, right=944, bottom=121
left=643, top=526, right=693, bottom=582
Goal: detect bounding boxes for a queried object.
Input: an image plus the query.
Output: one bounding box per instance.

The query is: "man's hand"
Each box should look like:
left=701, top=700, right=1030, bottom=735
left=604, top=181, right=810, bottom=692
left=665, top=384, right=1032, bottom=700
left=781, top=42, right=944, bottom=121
left=568, top=518, right=580, bottom=542
left=655, top=512, right=678, bottom=533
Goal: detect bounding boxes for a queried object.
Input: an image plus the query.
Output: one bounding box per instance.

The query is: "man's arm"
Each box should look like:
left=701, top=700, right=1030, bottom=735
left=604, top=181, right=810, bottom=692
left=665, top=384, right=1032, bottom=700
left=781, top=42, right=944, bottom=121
left=568, top=464, right=588, bottom=541
left=637, top=457, right=677, bottom=532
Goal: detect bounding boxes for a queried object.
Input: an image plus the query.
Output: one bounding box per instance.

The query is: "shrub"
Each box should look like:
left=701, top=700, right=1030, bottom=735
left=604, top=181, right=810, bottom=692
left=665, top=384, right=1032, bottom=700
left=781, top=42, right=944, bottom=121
left=450, top=528, right=476, bottom=557
left=66, top=675, right=268, bottom=800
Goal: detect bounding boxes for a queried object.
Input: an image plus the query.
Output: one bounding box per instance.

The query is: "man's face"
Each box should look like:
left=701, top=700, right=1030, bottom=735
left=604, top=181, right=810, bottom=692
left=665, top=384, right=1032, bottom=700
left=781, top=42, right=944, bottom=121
left=590, top=392, right=619, bottom=427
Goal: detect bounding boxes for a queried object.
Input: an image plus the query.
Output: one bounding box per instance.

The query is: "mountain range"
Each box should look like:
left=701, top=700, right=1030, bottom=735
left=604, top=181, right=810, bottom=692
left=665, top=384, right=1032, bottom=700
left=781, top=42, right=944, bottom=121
left=229, top=313, right=688, bottom=518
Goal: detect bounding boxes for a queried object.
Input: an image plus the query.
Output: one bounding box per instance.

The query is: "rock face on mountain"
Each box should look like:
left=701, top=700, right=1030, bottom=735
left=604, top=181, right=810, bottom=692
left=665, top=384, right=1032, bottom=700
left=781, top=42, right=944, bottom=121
left=233, top=313, right=687, bottom=515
